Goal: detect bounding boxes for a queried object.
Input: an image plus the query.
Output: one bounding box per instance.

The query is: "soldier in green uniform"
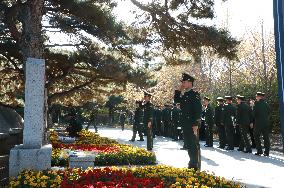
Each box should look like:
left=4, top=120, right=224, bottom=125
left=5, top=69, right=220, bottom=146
left=253, top=92, right=270, bottom=156
left=203, top=97, right=214, bottom=147
left=142, top=91, right=154, bottom=151
left=236, top=95, right=252, bottom=153
left=155, top=106, right=162, bottom=136
left=223, top=96, right=236, bottom=150
left=174, top=73, right=202, bottom=170
left=215, top=97, right=226, bottom=149
left=129, top=101, right=144, bottom=141
left=162, top=103, right=171, bottom=137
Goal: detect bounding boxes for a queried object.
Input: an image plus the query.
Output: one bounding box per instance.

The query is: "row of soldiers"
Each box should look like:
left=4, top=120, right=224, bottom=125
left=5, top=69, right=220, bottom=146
left=129, top=100, right=183, bottom=141
left=129, top=90, right=271, bottom=157
left=129, top=73, right=271, bottom=171
left=203, top=92, right=270, bottom=156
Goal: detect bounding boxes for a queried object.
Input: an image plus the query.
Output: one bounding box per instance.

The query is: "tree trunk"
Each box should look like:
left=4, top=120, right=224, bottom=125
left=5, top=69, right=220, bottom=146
left=19, top=0, right=44, bottom=59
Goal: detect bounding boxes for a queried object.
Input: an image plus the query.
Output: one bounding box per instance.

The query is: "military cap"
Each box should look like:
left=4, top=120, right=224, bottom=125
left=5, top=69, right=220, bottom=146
left=224, top=95, right=233, bottom=100
left=216, top=97, right=224, bottom=101
left=204, top=96, right=210, bottom=101
left=256, top=92, right=265, bottom=96
left=180, top=73, right=195, bottom=82
left=236, top=95, right=245, bottom=100
left=144, top=91, right=152, bottom=97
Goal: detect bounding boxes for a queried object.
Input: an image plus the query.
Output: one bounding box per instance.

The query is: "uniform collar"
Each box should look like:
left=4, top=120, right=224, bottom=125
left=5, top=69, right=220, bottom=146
left=184, top=88, right=193, bottom=93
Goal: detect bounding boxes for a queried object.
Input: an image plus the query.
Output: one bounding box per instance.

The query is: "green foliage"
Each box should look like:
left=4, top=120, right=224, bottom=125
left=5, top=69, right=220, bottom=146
left=130, top=0, right=239, bottom=63
left=105, top=95, right=124, bottom=109
left=94, top=149, right=156, bottom=166
left=0, top=0, right=153, bottom=107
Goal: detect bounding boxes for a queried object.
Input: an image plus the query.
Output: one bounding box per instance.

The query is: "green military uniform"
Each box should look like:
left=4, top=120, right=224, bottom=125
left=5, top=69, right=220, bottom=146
left=223, top=98, right=236, bottom=150
left=204, top=104, right=214, bottom=147
left=130, top=102, right=144, bottom=141
left=253, top=97, right=270, bottom=155
left=174, top=88, right=202, bottom=170
left=215, top=100, right=226, bottom=148
left=236, top=98, right=252, bottom=152
left=162, top=105, right=171, bottom=137
left=119, top=112, right=126, bottom=131
left=172, top=105, right=181, bottom=141
left=143, top=101, right=154, bottom=151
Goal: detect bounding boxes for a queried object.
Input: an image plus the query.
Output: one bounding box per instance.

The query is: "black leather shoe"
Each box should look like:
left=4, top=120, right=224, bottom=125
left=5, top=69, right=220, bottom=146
left=264, top=152, right=269, bottom=156
left=137, top=139, right=144, bottom=141
left=237, top=148, right=244, bottom=151
left=254, top=152, right=263, bottom=156
left=244, top=150, right=252, bottom=153
left=129, top=139, right=135, bottom=142
left=226, top=147, right=234, bottom=150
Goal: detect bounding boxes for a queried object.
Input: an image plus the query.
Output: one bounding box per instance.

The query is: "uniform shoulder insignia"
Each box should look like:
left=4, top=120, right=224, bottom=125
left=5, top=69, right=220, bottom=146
left=194, top=92, right=201, bottom=100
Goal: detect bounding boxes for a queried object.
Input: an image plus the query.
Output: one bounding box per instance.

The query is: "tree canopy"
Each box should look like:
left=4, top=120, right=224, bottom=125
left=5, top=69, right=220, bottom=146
left=0, top=0, right=153, bottom=107
left=0, top=0, right=239, bottom=108
left=130, top=0, right=239, bottom=63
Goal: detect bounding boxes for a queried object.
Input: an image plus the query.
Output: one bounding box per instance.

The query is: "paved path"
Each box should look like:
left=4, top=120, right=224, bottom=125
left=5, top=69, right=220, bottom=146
left=93, top=127, right=284, bottom=188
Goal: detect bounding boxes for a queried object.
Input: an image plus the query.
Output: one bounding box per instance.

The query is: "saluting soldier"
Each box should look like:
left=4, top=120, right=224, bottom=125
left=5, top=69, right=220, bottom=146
left=142, top=91, right=154, bottom=151
left=129, top=101, right=144, bottom=142
left=215, top=97, right=226, bottom=149
left=236, top=95, right=252, bottom=153
left=223, top=96, right=236, bottom=150
left=253, top=92, right=271, bottom=156
left=203, top=97, right=214, bottom=147
left=174, top=73, right=202, bottom=170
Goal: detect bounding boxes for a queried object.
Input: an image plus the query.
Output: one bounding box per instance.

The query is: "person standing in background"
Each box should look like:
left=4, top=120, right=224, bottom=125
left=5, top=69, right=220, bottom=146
left=129, top=101, right=144, bottom=142
left=236, top=95, right=252, bottom=153
left=215, top=97, right=226, bottom=149
left=253, top=92, right=271, bottom=156
left=223, top=96, right=236, bottom=150
left=203, top=97, right=214, bottom=147
left=142, top=91, right=154, bottom=151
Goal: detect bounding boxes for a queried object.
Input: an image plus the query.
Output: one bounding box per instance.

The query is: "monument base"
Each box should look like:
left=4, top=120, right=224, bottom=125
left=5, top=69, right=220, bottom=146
left=9, top=144, right=52, bottom=177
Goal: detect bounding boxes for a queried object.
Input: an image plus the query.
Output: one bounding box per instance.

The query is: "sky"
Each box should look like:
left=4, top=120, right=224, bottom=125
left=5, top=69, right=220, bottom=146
left=113, top=0, right=274, bottom=38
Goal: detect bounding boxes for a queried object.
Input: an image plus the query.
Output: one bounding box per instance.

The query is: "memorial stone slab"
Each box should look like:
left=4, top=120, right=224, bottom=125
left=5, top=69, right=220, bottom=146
left=23, top=58, right=45, bottom=149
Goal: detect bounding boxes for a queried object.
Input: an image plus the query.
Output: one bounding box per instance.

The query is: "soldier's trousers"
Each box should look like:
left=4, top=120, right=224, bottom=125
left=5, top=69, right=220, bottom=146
left=217, top=123, right=226, bottom=148
left=147, top=126, right=153, bottom=150
left=239, top=124, right=251, bottom=151
left=205, top=124, right=213, bottom=146
left=184, top=128, right=201, bottom=170
left=225, top=124, right=234, bottom=149
left=172, top=122, right=179, bottom=140
left=132, top=123, right=143, bottom=140
left=254, top=126, right=270, bottom=153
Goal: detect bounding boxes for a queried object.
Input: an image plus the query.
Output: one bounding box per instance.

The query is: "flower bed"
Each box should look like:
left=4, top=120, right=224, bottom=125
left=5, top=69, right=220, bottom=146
left=9, top=166, right=242, bottom=188
left=51, top=130, right=156, bottom=166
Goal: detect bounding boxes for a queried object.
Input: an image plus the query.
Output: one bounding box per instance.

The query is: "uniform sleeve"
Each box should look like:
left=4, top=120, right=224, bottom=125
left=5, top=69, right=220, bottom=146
left=236, top=105, right=241, bottom=125
left=192, top=93, right=202, bottom=126
left=209, top=105, right=214, bottom=125
left=174, top=90, right=182, bottom=104
left=249, top=107, right=254, bottom=124
left=148, top=104, right=154, bottom=123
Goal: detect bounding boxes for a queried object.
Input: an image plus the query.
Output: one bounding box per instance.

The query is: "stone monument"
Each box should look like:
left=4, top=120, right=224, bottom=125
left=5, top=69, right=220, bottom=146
left=9, top=58, right=52, bottom=177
